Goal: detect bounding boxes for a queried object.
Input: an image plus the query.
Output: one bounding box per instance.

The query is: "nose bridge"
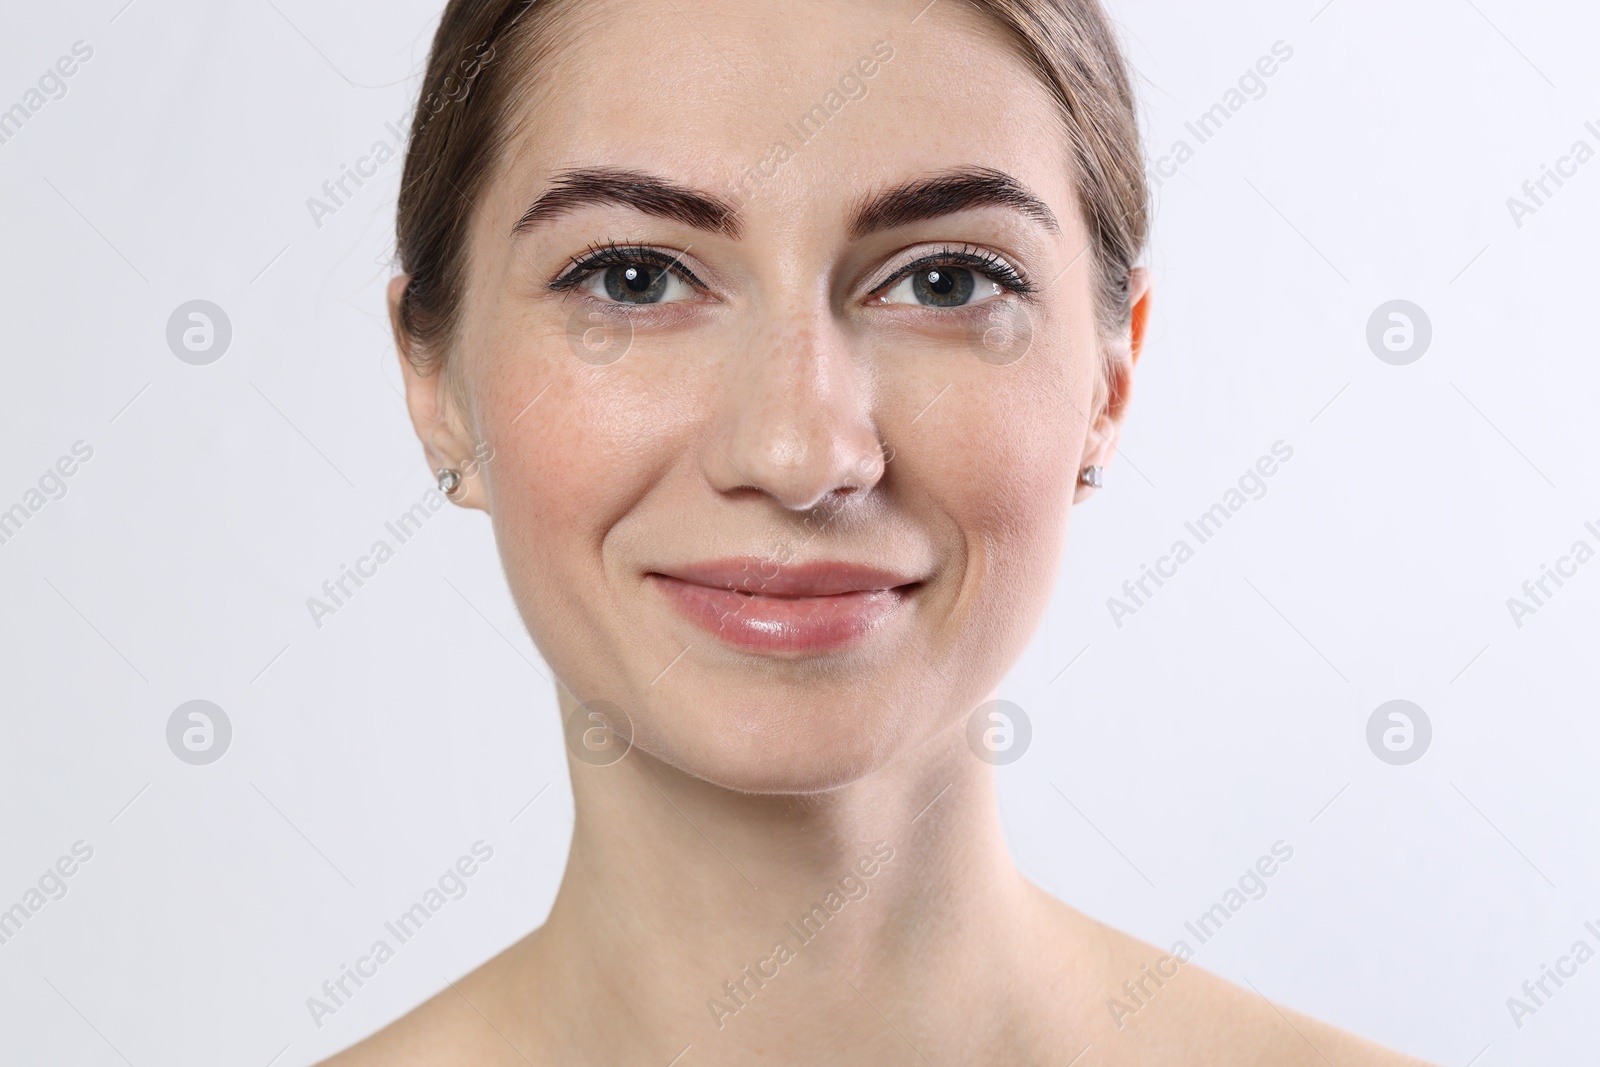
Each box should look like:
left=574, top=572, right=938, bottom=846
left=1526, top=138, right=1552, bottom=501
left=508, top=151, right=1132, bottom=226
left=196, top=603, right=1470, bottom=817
left=701, top=301, right=883, bottom=512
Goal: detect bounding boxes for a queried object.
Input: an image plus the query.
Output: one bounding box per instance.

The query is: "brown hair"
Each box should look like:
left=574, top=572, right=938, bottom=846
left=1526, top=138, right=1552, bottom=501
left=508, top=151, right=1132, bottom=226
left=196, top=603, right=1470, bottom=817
left=394, top=0, right=1147, bottom=371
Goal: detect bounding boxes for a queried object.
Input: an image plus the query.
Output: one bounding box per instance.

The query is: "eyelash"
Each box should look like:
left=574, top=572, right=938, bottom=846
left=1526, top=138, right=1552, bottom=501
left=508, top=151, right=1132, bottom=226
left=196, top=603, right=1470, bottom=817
left=549, top=241, right=707, bottom=293
left=870, top=244, right=1037, bottom=300
left=547, top=240, right=1036, bottom=300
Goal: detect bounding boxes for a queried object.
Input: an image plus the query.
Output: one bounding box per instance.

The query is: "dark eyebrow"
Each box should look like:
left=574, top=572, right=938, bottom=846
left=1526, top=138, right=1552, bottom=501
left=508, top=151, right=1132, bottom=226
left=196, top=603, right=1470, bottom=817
left=846, top=167, right=1060, bottom=239
left=512, top=167, right=743, bottom=239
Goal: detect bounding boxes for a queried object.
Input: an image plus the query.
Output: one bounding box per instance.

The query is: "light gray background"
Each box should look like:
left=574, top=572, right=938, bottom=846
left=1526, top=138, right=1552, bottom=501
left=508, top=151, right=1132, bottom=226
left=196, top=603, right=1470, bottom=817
left=2, top=0, right=1596, bottom=1064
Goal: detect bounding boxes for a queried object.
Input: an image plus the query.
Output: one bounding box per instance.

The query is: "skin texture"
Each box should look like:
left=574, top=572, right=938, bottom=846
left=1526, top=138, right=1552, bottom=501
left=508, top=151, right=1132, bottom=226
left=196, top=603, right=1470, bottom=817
left=321, top=0, right=1435, bottom=1063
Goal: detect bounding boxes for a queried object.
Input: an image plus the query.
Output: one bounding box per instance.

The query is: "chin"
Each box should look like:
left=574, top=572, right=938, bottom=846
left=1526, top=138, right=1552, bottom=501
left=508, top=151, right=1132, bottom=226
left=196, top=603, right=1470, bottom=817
left=633, top=685, right=922, bottom=795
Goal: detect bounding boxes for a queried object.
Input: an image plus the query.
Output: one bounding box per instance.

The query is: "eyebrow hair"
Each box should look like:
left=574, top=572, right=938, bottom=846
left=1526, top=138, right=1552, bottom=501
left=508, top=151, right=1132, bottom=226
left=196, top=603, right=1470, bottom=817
left=846, top=167, right=1060, bottom=239
left=512, top=167, right=744, bottom=239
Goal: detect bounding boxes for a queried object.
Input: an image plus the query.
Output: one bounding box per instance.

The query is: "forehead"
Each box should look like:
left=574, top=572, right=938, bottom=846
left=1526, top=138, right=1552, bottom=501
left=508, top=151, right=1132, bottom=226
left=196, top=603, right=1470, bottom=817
left=497, top=0, right=1077, bottom=229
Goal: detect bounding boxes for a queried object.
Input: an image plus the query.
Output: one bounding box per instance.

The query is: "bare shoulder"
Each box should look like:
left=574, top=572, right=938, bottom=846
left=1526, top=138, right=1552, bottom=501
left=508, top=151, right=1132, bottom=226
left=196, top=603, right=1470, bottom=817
left=315, top=934, right=545, bottom=1067
left=1034, top=887, right=1435, bottom=1066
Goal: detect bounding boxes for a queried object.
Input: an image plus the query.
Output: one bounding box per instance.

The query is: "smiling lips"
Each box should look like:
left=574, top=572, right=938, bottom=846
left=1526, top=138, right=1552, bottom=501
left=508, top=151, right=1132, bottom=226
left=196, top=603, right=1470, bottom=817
left=647, top=557, right=922, bottom=654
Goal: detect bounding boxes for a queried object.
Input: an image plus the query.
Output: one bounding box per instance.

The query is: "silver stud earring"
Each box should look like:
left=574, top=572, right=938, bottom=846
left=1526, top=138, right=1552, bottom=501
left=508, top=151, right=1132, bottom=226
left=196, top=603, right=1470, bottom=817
left=1078, top=465, right=1104, bottom=489
left=436, top=467, right=463, bottom=496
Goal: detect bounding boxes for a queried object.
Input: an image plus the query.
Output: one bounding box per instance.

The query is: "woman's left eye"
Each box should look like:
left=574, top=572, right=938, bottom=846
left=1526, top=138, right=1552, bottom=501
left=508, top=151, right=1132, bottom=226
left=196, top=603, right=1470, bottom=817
left=878, top=267, right=1004, bottom=308
left=581, top=262, right=697, bottom=305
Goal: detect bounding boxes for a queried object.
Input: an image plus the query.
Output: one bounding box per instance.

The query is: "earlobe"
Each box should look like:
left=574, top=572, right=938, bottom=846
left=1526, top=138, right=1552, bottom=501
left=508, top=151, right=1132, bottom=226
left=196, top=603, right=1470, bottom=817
left=390, top=274, right=489, bottom=511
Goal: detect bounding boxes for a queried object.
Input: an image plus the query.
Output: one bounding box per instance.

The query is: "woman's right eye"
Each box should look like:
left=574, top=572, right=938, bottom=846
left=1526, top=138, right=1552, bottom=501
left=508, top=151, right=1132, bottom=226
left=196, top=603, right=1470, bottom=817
left=580, top=262, right=697, bottom=305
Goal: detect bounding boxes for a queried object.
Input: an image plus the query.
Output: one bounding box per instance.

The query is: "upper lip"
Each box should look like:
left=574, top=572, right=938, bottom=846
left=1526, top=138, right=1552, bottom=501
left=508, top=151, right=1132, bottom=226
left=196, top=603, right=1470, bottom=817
left=650, top=557, right=925, bottom=597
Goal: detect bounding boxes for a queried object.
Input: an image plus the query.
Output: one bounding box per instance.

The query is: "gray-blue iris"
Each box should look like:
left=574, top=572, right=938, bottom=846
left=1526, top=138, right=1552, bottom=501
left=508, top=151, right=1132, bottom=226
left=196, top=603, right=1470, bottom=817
left=914, top=268, right=974, bottom=307
left=605, top=264, right=669, bottom=303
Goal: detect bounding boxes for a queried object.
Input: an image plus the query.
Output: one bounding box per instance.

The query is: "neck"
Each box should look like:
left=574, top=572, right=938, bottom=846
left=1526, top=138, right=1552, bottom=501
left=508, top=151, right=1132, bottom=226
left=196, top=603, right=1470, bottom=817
left=527, top=714, right=1041, bottom=1063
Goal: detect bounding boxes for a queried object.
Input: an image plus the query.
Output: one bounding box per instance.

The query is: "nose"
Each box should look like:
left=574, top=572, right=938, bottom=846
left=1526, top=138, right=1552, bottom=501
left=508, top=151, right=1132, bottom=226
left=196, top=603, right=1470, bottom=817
left=699, top=311, right=885, bottom=512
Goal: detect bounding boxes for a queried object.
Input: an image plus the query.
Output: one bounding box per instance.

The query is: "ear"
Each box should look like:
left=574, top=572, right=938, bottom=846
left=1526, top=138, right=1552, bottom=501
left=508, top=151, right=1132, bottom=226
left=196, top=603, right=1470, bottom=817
left=388, top=275, right=489, bottom=511
left=1076, top=267, right=1151, bottom=503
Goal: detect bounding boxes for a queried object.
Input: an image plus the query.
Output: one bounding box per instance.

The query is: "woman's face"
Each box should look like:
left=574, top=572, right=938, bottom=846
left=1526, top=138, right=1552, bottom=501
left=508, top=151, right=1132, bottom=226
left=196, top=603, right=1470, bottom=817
left=401, top=0, right=1143, bottom=792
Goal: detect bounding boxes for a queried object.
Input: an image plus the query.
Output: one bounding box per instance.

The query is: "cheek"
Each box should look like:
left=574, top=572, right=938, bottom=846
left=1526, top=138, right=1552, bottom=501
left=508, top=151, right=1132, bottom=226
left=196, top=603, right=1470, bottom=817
left=913, top=334, right=1094, bottom=644
left=475, top=342, right=686, bottom=642
left=939, top=341, right=1090, bottom=540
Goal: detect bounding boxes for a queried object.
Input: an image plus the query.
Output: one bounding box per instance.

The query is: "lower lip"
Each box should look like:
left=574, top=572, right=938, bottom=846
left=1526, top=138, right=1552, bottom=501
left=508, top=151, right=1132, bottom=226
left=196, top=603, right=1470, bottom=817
left=647, top=575, right=914, bottom=654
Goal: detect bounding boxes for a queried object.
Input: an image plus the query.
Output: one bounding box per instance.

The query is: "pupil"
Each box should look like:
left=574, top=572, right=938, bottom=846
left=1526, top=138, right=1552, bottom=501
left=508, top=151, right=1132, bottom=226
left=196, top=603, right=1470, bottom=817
left=624, top=266, right=652, bottom=292
left=926, top=270, right=953, bottom=296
